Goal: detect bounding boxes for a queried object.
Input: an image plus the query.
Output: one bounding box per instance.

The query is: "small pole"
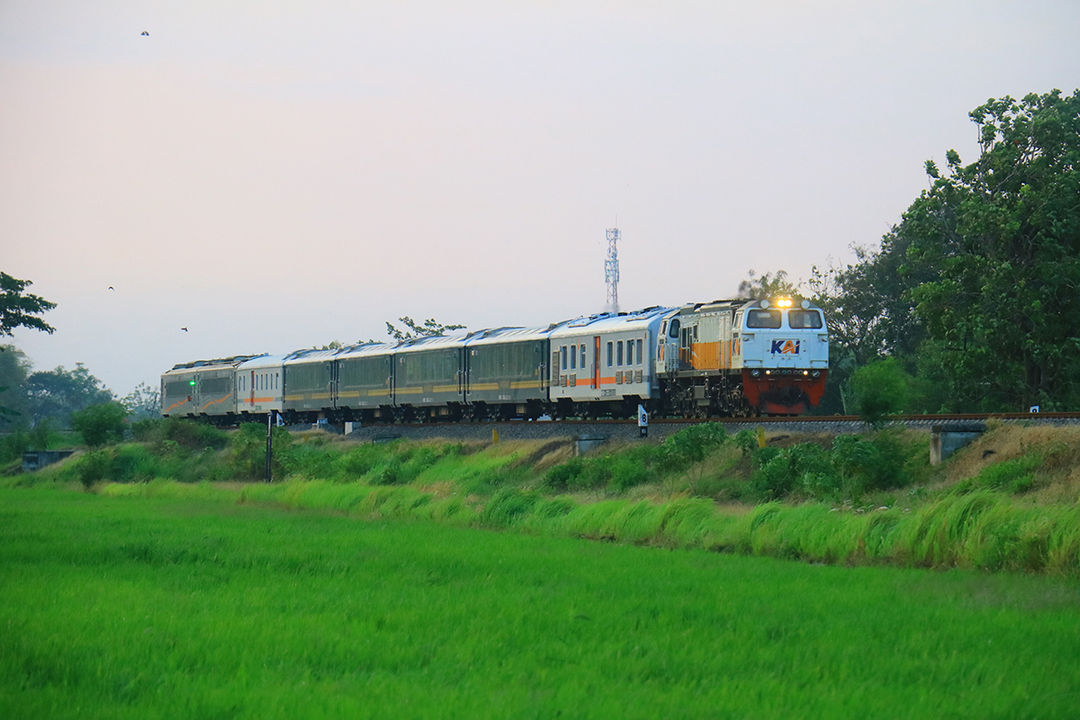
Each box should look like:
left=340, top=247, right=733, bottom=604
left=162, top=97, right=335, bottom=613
left=265, top=411, right=273, bottom=483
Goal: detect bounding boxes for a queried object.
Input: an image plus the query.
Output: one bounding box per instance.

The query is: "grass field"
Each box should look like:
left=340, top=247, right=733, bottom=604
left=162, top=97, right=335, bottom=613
left=3, top=486, right=1079, bottom=719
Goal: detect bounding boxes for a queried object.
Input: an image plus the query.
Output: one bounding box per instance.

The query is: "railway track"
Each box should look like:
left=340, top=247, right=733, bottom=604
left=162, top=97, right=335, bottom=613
left=325, top=412, right=1080, bottom=444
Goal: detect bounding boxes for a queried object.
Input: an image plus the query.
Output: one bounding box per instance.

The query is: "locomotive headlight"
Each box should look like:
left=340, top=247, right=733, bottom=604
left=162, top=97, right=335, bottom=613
left=811, top=370, right=821, bottom=378
left=751, top=369, right=761, bottom=377
left=802, top=370, right=809, bottom=376
left=776, top=297, right=793, bottom=308
left=765, top=370, right=771, bottom=375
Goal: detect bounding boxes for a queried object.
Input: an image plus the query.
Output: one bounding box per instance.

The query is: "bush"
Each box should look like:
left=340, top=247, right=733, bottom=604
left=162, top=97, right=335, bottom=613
left=228, top=423, right=292, bottom=481
left=750, top=443, right=836, bottom=500
left=72, top=402, right=129, bottom=448
left=975, top=455, right=1041, bottom=494
left=76, top=449, right=111, bottom=489
left=851, top=358, right=912, bottom=426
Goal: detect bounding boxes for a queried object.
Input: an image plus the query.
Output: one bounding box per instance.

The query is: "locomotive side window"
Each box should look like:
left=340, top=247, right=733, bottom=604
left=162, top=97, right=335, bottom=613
left=788, top=309, right=823, bottom=328
left=669, top=319, right=680, bottom=339
left=747, top=309, right=781, bottom=329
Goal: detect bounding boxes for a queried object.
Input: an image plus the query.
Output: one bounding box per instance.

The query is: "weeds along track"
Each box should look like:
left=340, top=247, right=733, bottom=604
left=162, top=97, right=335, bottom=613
left=307, top=413, right=1080, bottom=444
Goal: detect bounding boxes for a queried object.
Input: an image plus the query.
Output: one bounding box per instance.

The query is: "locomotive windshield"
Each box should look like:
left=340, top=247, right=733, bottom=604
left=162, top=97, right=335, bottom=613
left=746, top=309, right=781, bottom=329
left=788, top=309, right=823, bottom=328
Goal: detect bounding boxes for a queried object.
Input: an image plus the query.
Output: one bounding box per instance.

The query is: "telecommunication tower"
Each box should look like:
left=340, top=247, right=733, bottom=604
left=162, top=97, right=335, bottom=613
left=604, top=227, right=620, bottom=313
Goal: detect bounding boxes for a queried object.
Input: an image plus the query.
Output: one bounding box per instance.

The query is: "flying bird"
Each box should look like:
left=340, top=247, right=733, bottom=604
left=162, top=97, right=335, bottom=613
left=108, top=286, right=115, bottom=291
left=141, top=31, right=149, bottom=37
left=180, top=327, right=188, bottom=332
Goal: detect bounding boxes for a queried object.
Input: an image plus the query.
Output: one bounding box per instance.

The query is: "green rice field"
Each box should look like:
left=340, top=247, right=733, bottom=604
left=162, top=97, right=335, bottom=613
left=2, top=486, right=1079, bottom=719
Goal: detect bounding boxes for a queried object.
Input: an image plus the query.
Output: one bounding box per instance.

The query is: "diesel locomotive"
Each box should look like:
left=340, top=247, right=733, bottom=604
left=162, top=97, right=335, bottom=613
left=160, top=297, right=828, bottom=424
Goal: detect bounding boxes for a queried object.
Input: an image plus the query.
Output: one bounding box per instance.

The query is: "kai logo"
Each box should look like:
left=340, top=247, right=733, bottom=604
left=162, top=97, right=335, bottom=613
left=771, top=339, right=801, bottom=355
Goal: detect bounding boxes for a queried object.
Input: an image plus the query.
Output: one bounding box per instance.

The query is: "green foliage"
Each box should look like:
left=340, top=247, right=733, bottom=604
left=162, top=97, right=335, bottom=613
left=973, top=454, right=1042, bottom=494
left=812, top=89, right=1080, bottom=412
left=74, top=449, right=110, bottom=489
left=0, top=271, right=55, bottom=337
left=851, top=357, right=911, bottom=426
left=384, top=316, right=466, bottom=342
left=228, top=423, right=293, bottom=481
left=71, top=402, right=129, bottom=448
left=749, top=430, right=918, bottom=502
left=24, top=362, right=113, bottom=428
left=120, top=382, right=160, bottom=421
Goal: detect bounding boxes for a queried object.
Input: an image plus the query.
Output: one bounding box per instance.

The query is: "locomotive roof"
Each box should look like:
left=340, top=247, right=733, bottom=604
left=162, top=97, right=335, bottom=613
left=283, top=347, right=340, bottom=365
left=165, top=353, right=266, bottom=374
left=392, top=332, right=471, bottom=354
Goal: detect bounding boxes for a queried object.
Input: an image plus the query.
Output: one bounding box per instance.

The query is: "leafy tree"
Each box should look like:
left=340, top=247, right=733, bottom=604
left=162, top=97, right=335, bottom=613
left=850, top=357, right=911, bottom=427
left=72, top=402, right=129, bottom=448
left=0, top=344, right=31, bottom=429
left=384, top=316, right=466, bottom=342
left=736, top=269, right=801, bottom=299
left=814, top=89, right=1080, bottom=412
left=25, top=363, right=112, bottom=427
left=121, top=382, right=161, bottom=420
left=0, top=272, right=55, bottom=338
left=904, top=90, right=1080, bottom=410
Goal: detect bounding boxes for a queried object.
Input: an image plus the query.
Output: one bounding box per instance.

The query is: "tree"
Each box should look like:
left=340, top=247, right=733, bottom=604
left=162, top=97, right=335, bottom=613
left=384, top=316, right=466, bottom=342
left=814, top=89, right=1080, bottom=412
left=0, top=272, right=56, bottom=338
left=736, top=269, right=801, bottom=299
left=903, top=90, right=1080, bottom=410
left=72, top=402, right=129, bottom=447
left=25, top=363, right=112, bottom=427
left=121, top=382, right=161, bottom=421
left=0, top=344, right=31, bottom=429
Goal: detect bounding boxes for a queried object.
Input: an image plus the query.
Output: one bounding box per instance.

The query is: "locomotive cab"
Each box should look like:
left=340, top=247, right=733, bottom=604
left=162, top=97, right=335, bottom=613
left=735, top=298, right=828, bottom=414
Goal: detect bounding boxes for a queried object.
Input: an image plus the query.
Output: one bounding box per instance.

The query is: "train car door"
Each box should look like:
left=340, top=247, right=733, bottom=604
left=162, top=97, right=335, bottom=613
left=593, top=336, right=601, bottom=389
left=326, top=361, right=339, bottom=409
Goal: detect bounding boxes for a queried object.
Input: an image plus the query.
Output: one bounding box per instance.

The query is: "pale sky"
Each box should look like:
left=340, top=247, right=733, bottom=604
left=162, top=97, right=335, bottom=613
left=3, top=0, right=1078, bottom=396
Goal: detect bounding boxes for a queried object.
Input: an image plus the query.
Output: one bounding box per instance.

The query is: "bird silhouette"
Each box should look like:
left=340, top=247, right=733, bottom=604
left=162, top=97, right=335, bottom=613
left=180, top=327, right=188, bottom=332
left=141, top=31, right=149, bottom=37
left=108, top=286, right=115, bottom=291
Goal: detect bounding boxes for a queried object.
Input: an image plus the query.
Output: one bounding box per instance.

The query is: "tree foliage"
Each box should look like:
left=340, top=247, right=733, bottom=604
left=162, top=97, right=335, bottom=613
left=0, top=272, right=56, bottom=338
left=25, top=363, right=112, bottom=427
left=815, top=89, right=1080, bottom=412
left=72, top=402, right=129, bottom=448
left=384, top=316, right=466, bottom=342
left=736, top=270, right=801, bottom=299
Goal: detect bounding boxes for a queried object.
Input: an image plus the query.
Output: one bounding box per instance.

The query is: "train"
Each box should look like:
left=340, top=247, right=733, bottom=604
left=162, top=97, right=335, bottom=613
left=160, top=297, right=829, bottom=424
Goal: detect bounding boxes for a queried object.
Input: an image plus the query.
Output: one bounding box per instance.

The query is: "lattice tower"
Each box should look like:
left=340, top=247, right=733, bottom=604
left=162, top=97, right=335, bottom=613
left=604, top=227, right=620, bottom=313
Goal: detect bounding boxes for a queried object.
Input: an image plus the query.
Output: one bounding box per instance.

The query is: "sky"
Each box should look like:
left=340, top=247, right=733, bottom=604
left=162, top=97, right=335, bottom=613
left=2, top=0, right=1079, bottom=398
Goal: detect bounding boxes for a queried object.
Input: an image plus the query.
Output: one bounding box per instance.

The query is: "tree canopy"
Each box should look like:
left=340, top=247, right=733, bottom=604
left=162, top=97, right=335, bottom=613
left=385, top=316, right=466, bottom=342
left=815, top=89, right=1080, bottom=412
left=0, top=272, right=55, bottom=338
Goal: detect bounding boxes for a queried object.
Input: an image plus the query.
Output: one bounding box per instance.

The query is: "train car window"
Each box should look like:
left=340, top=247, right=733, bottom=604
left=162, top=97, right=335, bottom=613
left=580, top=344, right=586, bottom=368
left=788, top=309, right=823, bottom=328
left=636, top=339, right=643, bottom=364
left=669, top=319, right=680, bottom=339
left=561, top=346, right=567, bottom=370
left=747, top=309, right=781, bottom=329
left=626, top=340, right=633, bottom=365
left=607, top=342, right=613, bottom=367
left=570, top=345, right=576, bottom=370
left=617, top=341, right=624, bottom=366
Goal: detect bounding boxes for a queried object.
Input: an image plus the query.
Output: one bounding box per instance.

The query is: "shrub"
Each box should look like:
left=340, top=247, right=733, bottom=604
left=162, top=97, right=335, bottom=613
left=750, top=442, right=836, bottom=500
left=975, top=455, right=1041, bottom=494
left=76, top=449, right=111, bottom=489
left=72, top=402, right=129, bottom=447
left=228, top=423, right=292, bottom=481
left=851, top=357, right=912, bottom=427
